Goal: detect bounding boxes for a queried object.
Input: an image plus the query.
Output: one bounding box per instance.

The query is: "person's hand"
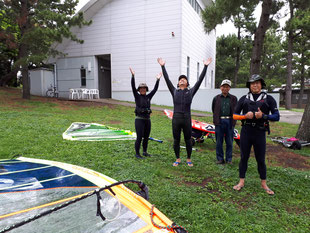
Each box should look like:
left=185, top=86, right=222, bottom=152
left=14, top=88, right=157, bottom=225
left=129, top=67, right=135, bottom=76
left=203, top=57, right=212, bottom=66
left=156, top=72, right=162, bottom=80
left=255, top=108, right=263, bottom=119
left=157, top=57, right=165, bottom=66
left=245, top=111, right=254, bottom=119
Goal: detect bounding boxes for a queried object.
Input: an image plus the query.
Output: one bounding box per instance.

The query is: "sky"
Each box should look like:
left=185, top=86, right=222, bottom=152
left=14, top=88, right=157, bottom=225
left=75, top=0, right=289, bottom=38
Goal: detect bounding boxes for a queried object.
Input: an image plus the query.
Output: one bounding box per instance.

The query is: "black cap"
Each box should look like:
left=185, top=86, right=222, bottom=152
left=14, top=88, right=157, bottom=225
left=178, top=75, right=188, bottom=82
left=246, top=74, right=266, bottom=88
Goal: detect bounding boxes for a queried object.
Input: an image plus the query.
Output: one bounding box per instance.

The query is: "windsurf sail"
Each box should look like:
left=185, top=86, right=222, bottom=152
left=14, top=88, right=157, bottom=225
left=62, top=122, right=137, bottom=141
left=271, top=137, right=310, bottom=150
left=0, top=157, right=186, bottom=233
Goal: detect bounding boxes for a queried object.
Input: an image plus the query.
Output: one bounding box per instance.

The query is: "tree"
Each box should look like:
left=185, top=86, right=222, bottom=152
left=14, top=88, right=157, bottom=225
left=0, top=7, right=19, bottom=86
left=296, top=99, right=310, bottom=141
left=260, top=26, right=287, bottom=90
left=291, top=9, right=310, bottom=108
left=215, top=34, right=252, bottom=87
left=231, top=5, right=256, bottom=87
left=284, top=0, right=310, bottom=109
left=202, top=0, right=282, bottom=76
left=0, top=0, right=90, bottom=99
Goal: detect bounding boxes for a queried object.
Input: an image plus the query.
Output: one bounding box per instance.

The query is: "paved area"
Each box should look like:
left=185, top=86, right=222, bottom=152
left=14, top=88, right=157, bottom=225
left=279, top=110, right=303, bottom=125
left=86, top=99, right=303, bottom=124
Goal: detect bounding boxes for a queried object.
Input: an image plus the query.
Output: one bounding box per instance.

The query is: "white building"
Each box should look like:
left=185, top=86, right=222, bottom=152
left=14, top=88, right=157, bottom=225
left=46, top=0, right=216, bottom=101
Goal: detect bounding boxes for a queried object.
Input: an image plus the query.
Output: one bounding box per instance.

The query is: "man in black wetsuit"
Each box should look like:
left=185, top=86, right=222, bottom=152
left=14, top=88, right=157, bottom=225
left=233, top=75, right=280, bottom=195
left=130, top=67, right=161, bottom=159
left=157, top=57, right=212, bottom=167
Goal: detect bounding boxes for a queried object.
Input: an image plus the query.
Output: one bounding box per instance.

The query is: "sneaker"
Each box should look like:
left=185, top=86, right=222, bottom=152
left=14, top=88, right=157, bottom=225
left=143, top=152, right=152, bottom=157
left=135, top=154, right=145, bottom=159
left=226, top=161, right=232, bottom=164
left=216, top=160, right=225, bottom=164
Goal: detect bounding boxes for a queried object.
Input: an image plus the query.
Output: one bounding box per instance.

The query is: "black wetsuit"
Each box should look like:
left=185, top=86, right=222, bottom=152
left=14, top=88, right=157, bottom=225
left=131, top=75, right=159, bottom=156
left=161, top=64, right=208, bottom=158
left=234, top=92, right=280, bottom=179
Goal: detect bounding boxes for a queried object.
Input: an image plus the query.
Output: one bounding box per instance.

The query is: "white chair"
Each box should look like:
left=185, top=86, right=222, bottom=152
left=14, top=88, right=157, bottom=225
left=69, top=89, right=79, bottom=99
left=90, top=89, right=100, bottom=99
left=81, top=89, right=91, bottom=99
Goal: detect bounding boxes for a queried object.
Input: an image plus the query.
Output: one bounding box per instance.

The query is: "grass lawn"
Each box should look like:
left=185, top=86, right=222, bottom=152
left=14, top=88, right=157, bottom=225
left=1, top=87, right=309, bottom=233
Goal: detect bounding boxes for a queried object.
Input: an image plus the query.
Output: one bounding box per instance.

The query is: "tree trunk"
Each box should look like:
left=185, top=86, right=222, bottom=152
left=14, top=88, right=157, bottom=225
left=250, top=0, right=272, bottom=75
left=285, top=0, right=294, bottom=110
left=20, top=0, right=31, bottom=99
left=297, top=51, right=305, bottom=109
left=233, top=26, right=241, bottom=88
left=0, top=69, right=18, bottom=86
left=296, top=98, right=310, bottom=141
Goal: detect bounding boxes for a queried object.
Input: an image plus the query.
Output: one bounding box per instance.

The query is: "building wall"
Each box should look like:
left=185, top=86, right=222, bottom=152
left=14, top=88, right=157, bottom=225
left=53, top=0, right=216, bottom=99
left=113, top=88, right=280, bottom=112
left=180, top=0, right=216, bottom=89
left=56, top=56, right=96, bottom=98
left=61, top=0, right=183, bottom=97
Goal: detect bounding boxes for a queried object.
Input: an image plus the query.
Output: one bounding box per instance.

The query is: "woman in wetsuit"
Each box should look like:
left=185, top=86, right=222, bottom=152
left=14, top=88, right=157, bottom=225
left=130, top=67, right=162, bottom=159
left=157, top=57, right=212, bottom=166
left=233, top=74, right=280, bottom=195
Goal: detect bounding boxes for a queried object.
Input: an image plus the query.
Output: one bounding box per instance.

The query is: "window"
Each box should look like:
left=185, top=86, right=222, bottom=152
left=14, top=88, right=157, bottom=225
left=187, top=56, right=190, bottom=81
left=187, top=0, right=202, bottom=15
left=211, top=70, right=214, bottom=89
left=197, top=62, right=200, bottom=79
left=80, top=66, right=86, bottom=87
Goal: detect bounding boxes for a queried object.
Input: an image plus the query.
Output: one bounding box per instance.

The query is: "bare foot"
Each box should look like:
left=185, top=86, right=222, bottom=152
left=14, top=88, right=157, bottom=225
left=262, top=186, right=274, bottom=195
left=233, top=184, right=244, bottom=191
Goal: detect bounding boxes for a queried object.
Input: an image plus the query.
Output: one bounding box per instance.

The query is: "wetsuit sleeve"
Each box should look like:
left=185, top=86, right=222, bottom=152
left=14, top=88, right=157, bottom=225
left=147, top=79, right=160, bottom=99
left=161, top=65, right=175, bottom=96
left=191, top=64, right=208, bottom=97
left=265, top=96, right=280, bottom=121
left=131, top=75, right=139, bottom=99
left=233, top=96, right=246, bottom=120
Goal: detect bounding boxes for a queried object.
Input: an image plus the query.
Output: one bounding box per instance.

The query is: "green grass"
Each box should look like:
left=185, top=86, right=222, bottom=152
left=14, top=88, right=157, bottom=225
left=1, top=88, right=310, bottom=233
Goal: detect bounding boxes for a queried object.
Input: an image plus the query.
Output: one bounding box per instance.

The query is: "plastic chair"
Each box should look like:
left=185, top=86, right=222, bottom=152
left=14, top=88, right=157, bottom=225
left=90, top=89, right=100, bottom=99
left=81, top=89, right=91, bottom=99
left=69, top=89, right=79, bottom=99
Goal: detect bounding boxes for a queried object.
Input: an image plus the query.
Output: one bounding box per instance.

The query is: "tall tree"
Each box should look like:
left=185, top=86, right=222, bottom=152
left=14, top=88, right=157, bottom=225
left=260, top=26, right=287, bottom=90
left=291, top=9, right=310, bottom=108
left=0, top=0, right=90, bottom=99
left=296, top=99, right=310, bottom=141
left=284, top=0, right=310, bottom=109
left=0, top=6, right=19, bottom=86
left=202, top=0, right=282, bottom=77
left=231, top=5, right=256, bottom=87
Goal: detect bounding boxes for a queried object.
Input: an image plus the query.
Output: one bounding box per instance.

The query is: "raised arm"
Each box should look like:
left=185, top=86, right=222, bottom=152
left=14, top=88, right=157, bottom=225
left=147, top=72, right=162, bottom=99
left=130, top=67, right=139, bottom=98
left=191, top=57, right=212, bottom=97
left=157, top=58, right=175, bottom=96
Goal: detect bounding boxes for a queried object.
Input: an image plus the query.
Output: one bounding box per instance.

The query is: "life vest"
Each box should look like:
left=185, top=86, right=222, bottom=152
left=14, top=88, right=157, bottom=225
left=242, top=92, right=269, bottom=125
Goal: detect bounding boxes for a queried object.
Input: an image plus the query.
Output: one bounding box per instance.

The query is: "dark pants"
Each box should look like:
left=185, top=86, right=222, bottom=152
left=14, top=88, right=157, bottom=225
left=172, top=116, right=192, bottom=159
left=239, top=125, right=267, bottom=179
left=215, top=119, right=234, bottom=162
left=135, top=118, right=151, bottom=155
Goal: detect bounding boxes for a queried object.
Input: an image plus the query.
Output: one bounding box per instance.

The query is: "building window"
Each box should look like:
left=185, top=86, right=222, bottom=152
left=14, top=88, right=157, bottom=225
left=211, top=70, right=214, bottom=89
left=197, top=62, right=200, bottom=80
left=80, top=66, right=86, bottom=87
left=187, top=0, right=202, bottom=15
left=187, top=56, right=190, bottom=81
